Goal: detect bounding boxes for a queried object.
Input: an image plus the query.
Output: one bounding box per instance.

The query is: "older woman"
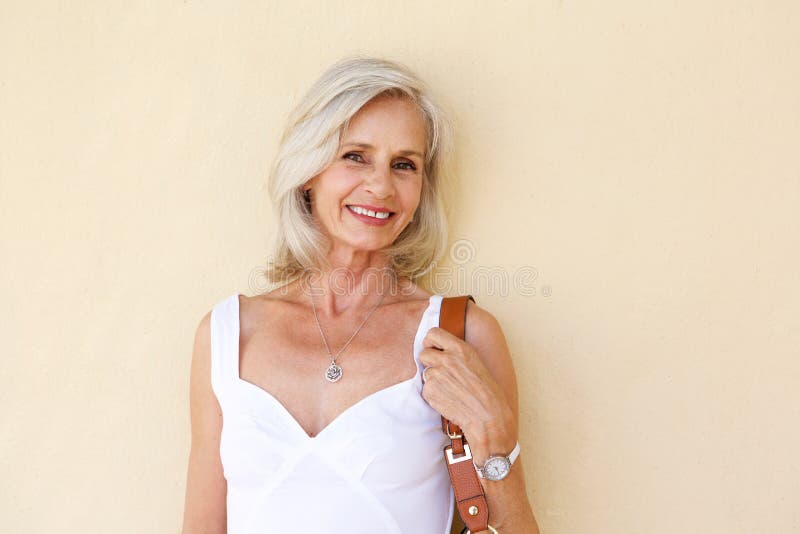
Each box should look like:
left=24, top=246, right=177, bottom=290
left=182, top=57, right=539, bottom=534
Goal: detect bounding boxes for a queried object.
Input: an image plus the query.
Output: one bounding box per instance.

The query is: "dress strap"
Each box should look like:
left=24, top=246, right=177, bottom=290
left=412, top=294, right=444, bottom=377
left=209, top=293, right=241, bottom=402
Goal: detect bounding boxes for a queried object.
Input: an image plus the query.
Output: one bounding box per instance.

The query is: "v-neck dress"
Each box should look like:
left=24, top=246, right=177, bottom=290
left=210, top=293, right=454, bottom=534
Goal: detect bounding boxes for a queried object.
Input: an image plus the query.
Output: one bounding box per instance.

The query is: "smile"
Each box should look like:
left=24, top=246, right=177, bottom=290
left=346, top=205, right=394, bottom=220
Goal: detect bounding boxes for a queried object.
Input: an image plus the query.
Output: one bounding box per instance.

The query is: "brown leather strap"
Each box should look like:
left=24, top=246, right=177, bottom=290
left=438, top=295, right=489, bottom=533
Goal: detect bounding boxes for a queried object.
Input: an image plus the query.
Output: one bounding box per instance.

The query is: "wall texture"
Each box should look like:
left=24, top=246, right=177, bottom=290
left=2, top=1, right=799, bottom=533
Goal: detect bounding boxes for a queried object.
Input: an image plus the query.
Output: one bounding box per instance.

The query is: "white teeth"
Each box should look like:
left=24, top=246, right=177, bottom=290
left=347, top=205, right=391, bottom=219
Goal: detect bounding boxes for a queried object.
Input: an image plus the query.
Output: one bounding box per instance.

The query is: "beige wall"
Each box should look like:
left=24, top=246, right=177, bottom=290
left=2, top=1, right=799, bottom=532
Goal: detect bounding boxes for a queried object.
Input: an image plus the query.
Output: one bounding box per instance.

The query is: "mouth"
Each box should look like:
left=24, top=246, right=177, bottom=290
left=345, top=205, right=395, bottom=220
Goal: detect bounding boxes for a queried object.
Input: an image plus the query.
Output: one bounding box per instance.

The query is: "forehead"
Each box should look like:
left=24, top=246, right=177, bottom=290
left=341, top=95, right=427, bottom=154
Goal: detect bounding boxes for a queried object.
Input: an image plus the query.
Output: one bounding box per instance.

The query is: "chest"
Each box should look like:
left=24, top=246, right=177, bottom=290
left=237, top=301, right=429, bottom=437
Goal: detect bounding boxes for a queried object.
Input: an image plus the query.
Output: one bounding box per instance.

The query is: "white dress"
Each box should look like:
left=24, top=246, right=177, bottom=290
left=210, top=293, right=455, bottom=534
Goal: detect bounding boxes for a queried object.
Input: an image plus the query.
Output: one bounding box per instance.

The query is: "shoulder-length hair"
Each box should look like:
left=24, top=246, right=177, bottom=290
left=264, top=56, right=453, bottom=288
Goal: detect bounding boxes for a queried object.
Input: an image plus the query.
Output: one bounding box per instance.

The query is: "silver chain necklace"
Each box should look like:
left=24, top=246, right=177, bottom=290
left=309, top=288, right=387, bottom=383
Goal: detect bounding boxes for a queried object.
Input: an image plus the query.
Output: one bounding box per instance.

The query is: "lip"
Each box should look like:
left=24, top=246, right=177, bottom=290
left=344, top=205, right=395, bottom=226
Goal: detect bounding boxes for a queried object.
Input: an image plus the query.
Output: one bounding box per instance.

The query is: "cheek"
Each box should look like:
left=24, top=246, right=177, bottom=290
left=327, top=164, right=360, bottom=182
left=315, top=166, right=360, bottom=199
left=399, top=179, right=423, bottom=210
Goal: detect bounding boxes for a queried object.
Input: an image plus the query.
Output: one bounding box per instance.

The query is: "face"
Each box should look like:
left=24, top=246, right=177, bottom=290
left=304, top=94, right=427, bottom=257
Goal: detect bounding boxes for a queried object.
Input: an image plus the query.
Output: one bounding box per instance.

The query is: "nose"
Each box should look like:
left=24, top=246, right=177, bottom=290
left=363, top=161, right=393, bottom=199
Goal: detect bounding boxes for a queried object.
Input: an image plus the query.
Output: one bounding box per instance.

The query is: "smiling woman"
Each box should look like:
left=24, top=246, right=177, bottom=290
left=181, top=56, right=539, bottom=534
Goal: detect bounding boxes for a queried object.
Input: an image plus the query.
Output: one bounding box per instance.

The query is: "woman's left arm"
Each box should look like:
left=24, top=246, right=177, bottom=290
left=420, top=299, right=540, bottom=534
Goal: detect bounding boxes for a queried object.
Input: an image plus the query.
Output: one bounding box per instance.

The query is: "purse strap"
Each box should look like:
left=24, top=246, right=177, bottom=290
left=438, top=295, right=490, bottom=533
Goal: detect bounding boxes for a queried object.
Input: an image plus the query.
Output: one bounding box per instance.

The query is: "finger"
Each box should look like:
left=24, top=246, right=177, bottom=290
left=418, top=346, right=447, bottom=367
left=422, top=327, right=462, bottom=351
left=424, top=347, right=491, bottom=403
left=420, top=344, right=474, bottom=379
left=419, top=344, right=469, bottom=369
left=421, top=370, right=479, bottom=428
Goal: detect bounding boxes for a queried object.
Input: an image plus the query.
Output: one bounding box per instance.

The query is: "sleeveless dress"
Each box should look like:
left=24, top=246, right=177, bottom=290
left=210, top=293, right=455, bottom=534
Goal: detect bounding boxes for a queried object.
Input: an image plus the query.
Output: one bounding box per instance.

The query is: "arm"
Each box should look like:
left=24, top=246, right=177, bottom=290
left=420, top=300, right=540, bottom=534
left=181, top=311, right=228, bottom=534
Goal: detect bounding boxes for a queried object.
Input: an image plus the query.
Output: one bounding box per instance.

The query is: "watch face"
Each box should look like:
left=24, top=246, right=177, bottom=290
left=484, top=456, right=511, bottom=481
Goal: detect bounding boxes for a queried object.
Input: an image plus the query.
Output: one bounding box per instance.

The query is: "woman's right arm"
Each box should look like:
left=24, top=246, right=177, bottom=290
left=181, top=311, right=227, bottom=534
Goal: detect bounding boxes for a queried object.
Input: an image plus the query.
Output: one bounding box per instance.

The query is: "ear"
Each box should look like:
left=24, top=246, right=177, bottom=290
left=302, top=176, right=317, bottom=192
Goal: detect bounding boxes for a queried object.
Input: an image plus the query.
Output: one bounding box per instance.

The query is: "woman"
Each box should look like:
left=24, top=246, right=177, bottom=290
left=182, top=56, right=539, bottom=534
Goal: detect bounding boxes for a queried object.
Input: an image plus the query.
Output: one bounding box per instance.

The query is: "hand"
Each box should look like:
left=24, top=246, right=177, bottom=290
left=419, top=326, right=517, bottom=461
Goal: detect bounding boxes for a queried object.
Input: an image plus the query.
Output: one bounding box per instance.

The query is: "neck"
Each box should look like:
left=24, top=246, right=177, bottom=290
left=300, top=266, right=401, bottom=318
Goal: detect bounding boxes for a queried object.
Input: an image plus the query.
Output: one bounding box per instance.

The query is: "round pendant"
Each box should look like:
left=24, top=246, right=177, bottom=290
left=325, top=362, right=343, bottom=383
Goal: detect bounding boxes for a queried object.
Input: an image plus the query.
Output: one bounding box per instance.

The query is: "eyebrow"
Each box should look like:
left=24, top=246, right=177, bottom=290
left=341, top=142, right=424, bottom=159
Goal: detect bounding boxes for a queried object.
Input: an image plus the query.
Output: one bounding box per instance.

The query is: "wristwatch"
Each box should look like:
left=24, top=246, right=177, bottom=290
left=474, top=441, right=521, bottom=481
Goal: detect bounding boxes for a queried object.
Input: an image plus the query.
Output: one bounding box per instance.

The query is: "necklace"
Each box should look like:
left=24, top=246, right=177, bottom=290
left=309, top=288, right=387, bottom=383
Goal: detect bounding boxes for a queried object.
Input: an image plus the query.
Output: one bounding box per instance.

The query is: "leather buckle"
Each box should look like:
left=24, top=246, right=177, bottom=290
left=445, top=420, right=462, bottom=439
left=445, top=443, right=473, bottom=464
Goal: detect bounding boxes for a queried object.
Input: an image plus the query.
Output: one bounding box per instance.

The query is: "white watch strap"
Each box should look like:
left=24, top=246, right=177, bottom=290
left=508, top=441, right=521, bottom=465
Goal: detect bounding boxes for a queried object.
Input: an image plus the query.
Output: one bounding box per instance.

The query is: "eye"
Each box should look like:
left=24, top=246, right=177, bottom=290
left=394, top=160, right=417, bottom=171
left=343, top=152, right=365, bottom=162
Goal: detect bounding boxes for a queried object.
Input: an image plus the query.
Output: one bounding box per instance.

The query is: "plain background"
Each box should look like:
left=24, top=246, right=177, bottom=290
left=2, top=1, right=799, bottom=533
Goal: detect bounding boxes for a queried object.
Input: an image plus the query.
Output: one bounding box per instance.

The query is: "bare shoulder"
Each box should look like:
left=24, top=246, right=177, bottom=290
left=188, top=308, right=216, bottom=417
left=463, top=298, right=509, bottom=363
left=191, top=309, right=213, bottom=377
left=464, top=299, right=519, bottom=412
left=238, top=284, right=306, bottom=326
left=189, top=307, right=217, bottom=418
